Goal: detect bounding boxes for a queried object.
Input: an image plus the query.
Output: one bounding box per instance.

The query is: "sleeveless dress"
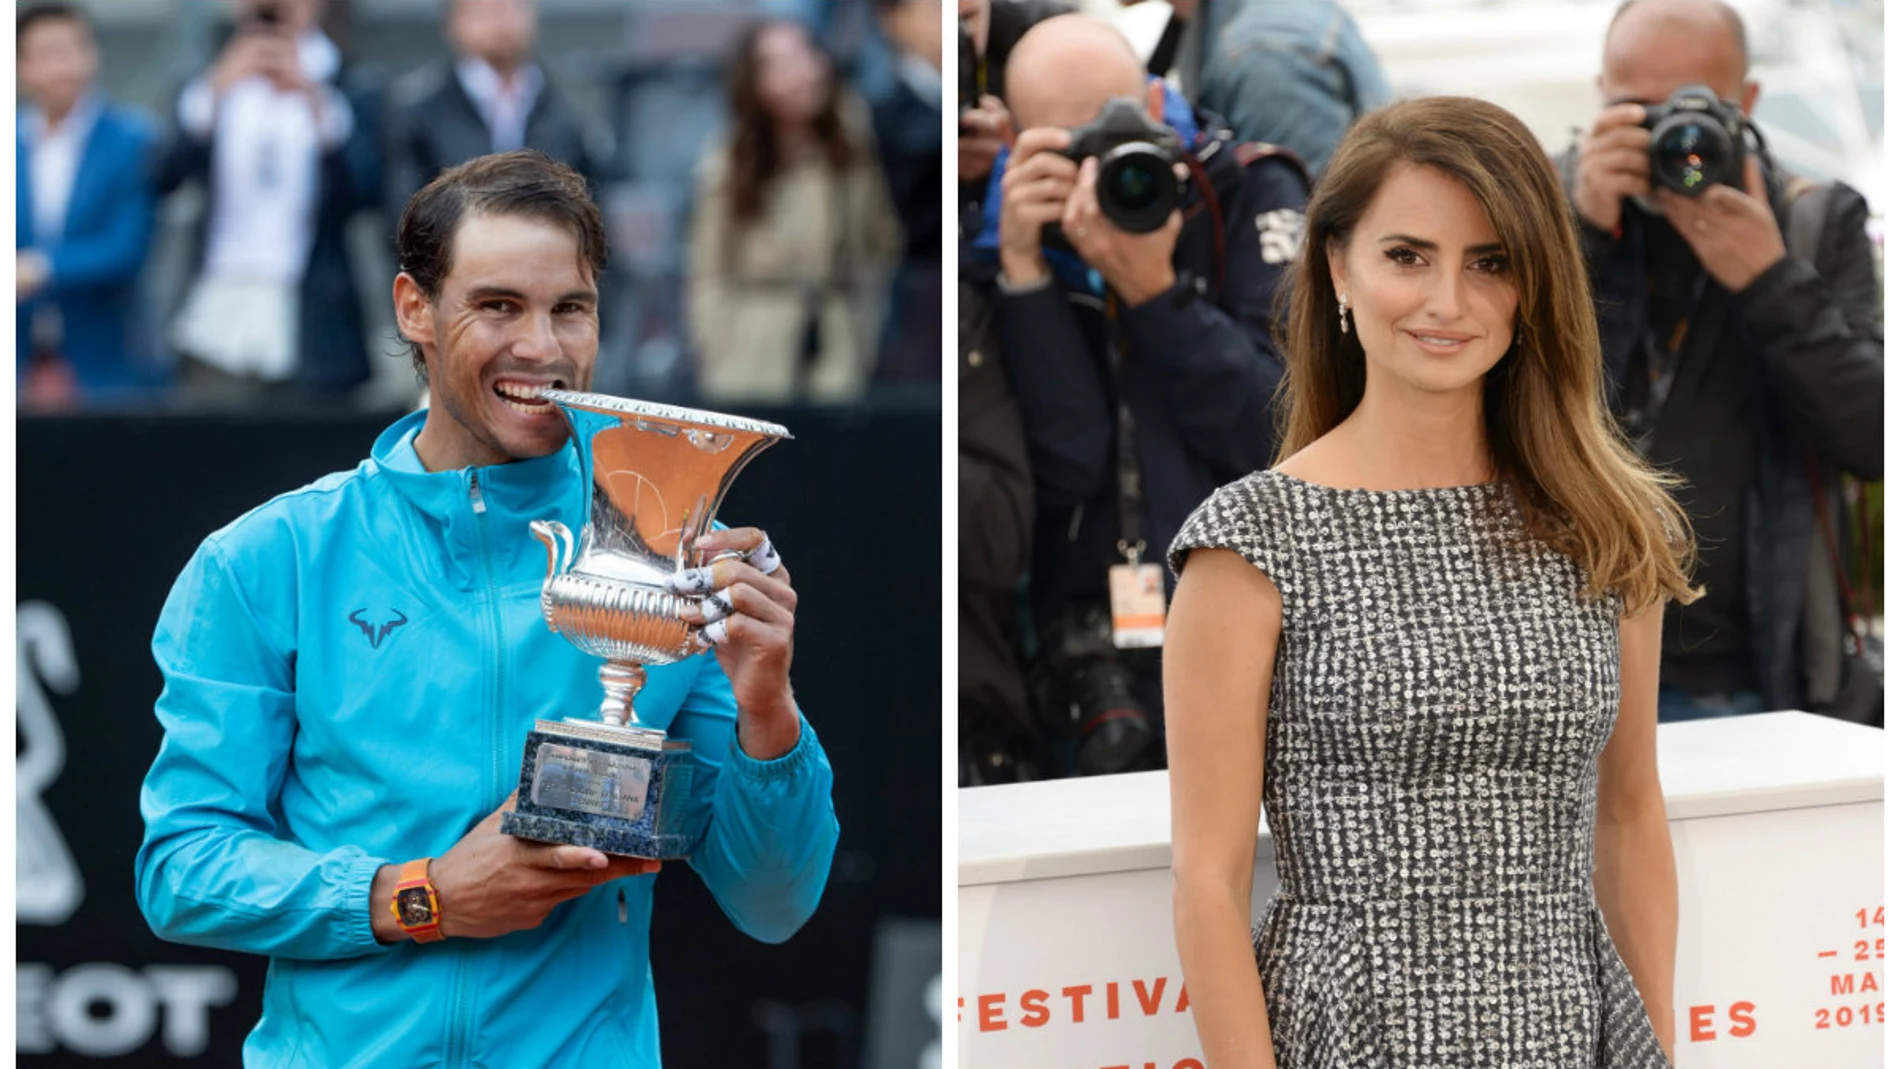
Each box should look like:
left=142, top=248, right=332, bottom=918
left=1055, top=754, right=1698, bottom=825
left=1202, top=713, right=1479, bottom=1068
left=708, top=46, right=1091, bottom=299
left=1168, top=469, right=1673, bottom=1069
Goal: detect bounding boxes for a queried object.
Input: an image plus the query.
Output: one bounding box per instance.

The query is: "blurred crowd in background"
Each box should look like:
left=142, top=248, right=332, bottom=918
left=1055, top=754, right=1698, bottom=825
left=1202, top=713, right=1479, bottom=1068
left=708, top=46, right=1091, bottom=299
left=16, top=0, right=945, bottom=413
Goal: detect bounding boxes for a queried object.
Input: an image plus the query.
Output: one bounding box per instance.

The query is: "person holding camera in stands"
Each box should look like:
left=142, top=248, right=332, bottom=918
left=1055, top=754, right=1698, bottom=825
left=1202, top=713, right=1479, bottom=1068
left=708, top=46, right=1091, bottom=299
left=155, top=0, right=381, bottom=409
left=1558, top=0, right=1882, bottom=724
left=971, top=14, right=1308, bottom=775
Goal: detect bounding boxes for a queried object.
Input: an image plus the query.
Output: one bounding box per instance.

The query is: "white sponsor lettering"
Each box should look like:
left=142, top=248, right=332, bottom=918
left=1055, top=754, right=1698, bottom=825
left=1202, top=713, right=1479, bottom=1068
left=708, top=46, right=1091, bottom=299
left=17, top=601, right=83, bottom=925
left=1255, top=208, right=1305, bottom=265
left=923, top=973, right=942, bottom=1069
left=17, top=963, right=238, bottom=1057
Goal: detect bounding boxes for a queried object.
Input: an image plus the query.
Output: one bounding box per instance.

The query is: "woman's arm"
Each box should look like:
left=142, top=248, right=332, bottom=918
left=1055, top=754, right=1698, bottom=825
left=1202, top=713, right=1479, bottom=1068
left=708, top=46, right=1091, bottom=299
left=1165, top=547, right=1280, bottom=1069
left=1595, top=598, right=1678, bottom=1063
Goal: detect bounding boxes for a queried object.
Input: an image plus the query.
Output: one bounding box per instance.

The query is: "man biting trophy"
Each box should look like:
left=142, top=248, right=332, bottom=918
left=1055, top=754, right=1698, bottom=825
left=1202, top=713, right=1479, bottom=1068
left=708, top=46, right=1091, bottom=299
left=135, top=150, right=838, bottom=1068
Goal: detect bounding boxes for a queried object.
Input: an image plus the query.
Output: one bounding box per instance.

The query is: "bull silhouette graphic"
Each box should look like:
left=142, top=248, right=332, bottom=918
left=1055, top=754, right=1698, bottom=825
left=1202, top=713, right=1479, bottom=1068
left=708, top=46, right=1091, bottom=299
left=349, top=608, right=410, bottom=650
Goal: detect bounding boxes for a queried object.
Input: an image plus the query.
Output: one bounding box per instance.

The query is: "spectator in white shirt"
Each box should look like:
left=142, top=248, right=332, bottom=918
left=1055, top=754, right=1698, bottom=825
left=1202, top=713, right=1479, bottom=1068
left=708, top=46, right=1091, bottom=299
left=385, top=0, right=604, bottom=234
left=155, top=0, right=382, bottom=408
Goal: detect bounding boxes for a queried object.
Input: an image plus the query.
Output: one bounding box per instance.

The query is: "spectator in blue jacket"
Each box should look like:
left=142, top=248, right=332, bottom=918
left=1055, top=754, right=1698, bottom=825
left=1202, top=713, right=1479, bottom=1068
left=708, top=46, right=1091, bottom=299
left=973, top=15, right=1308, bottom=774
left=136, top=151, right=838, bottom=1068
left=1192, top=0, right=1392, bottom=177
left=15, top=2, right=162, bottom=409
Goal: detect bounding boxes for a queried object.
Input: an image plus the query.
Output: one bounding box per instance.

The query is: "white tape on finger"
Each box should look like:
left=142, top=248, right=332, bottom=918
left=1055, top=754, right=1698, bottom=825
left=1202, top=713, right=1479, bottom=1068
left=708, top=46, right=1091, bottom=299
left=747, top=535, right=782, bottom=576
left=699, top=590, right=735, bottom=623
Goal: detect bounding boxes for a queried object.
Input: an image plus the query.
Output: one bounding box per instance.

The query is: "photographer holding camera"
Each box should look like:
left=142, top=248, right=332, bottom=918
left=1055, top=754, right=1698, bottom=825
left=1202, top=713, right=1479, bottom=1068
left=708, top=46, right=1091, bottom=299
left=972, top=14, right=1307, bottom=775
left=956, top=0, right=1072, bottom=238
left=1559, top=0, right=1882, bottom=723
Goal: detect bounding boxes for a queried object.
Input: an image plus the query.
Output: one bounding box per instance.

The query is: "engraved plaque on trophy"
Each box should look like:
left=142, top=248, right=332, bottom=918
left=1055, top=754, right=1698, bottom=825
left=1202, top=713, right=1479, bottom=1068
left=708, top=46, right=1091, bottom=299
left=498, top=390, right=789, bottom=859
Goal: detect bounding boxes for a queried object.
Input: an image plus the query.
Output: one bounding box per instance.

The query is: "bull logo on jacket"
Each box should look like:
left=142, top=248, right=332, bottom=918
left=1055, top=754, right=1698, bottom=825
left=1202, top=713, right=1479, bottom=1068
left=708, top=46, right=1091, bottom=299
left=348, top=608, right=410, bottom=650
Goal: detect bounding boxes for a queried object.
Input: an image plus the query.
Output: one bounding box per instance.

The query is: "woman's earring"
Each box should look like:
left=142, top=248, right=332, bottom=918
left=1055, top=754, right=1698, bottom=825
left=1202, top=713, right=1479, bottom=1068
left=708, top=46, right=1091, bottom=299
left=1516, top=322, right=1525, bottom=347
left=1338, top=299, right=1350, bottom=335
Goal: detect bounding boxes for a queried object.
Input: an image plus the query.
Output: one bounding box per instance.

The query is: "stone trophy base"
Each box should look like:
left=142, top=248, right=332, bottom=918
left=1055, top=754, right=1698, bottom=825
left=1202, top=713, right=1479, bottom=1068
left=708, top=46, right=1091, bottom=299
left=499, top=719, right=700, bottom=860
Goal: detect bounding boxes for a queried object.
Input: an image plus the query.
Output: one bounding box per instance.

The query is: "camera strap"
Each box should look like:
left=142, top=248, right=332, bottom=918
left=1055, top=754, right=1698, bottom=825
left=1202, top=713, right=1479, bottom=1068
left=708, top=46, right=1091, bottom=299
left=1104, top=294, right=1166, bottom=649
left=1190, top=138, right=1310, bottom=296
left=1184, top=149, right=1230, bottom=294
left=1629, top=271, right=1707, bottom=451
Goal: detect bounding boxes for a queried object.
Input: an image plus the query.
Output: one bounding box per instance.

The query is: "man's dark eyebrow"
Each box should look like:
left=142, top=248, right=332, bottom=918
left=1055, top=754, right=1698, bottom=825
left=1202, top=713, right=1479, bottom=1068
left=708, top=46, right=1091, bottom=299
left=1377, top=234, right=1507, bottom=255
left=465, top=285, right=527, bottom=302
left=464, top=285, right=598, bottom=304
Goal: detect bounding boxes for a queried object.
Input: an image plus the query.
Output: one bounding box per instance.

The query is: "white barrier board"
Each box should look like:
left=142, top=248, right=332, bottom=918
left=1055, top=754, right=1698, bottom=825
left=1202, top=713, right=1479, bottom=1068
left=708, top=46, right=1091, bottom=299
left=958, top=712, right=1884, bottom=1069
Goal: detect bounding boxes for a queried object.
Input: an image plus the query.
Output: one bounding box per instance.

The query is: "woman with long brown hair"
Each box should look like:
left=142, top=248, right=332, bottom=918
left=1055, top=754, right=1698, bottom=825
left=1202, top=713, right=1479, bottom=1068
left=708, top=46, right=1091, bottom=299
left=686, top=18, right=899, bottom=404
left=1165, top=96, right=1696, bottom=1067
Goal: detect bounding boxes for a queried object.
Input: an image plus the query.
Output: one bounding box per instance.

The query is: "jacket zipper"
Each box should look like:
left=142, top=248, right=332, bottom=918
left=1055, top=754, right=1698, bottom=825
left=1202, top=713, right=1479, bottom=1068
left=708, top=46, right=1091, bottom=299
left=472, top=473, right=506, bottom=800
left=445, top=471, right=500, bottom=1069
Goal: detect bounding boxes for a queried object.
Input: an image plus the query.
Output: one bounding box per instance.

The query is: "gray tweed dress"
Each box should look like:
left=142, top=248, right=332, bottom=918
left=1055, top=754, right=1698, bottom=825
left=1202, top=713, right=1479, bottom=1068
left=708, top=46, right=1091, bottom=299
left=1168, top=469, right=1672, bottom=1069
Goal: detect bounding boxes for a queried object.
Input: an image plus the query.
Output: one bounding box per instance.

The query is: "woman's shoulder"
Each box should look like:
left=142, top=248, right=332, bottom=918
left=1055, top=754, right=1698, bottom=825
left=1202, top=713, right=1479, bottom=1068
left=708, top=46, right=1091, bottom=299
left=1168, top=469, right=1303, bottom=580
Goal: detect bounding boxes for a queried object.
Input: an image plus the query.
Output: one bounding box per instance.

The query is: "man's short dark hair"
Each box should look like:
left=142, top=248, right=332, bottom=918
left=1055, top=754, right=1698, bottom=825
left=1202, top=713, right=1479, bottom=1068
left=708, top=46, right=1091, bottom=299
left=17, top=2, right=91, bottom=53
left=395, top=150, right=608, bottom=380
left=1609, top=0, right=1750, bottom=72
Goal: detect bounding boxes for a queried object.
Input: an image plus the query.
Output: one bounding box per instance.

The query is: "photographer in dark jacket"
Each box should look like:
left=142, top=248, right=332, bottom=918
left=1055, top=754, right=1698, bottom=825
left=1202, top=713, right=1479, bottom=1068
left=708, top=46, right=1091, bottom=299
left=1559, top=0, right=1882, bottom=722
left=957, top=0, right=1072, bottom=238
left=960, top=274, right=1040, bottom=783
left=972, top=15, right=1307, bottom=773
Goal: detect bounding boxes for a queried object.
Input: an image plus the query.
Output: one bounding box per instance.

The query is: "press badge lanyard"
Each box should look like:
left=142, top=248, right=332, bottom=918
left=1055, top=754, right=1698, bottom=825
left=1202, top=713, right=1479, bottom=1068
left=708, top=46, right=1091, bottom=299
left=1105, top=295, right=1167, bottom=649
left=1630, top=272, right=1708, bottom=452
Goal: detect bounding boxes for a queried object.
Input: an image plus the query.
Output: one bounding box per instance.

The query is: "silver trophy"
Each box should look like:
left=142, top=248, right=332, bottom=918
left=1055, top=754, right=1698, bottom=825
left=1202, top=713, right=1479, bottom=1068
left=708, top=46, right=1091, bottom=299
left=498, top=390, right=790, bottom=859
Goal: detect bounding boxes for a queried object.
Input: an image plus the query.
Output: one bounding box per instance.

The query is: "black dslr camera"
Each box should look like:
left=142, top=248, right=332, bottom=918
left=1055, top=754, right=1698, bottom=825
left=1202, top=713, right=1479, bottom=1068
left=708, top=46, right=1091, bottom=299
left=1641, top=84, right=1749, bottom=196
left=1033, top=604, right=1155, bottom=776
left=1045, top=96, right=1185, bottom=238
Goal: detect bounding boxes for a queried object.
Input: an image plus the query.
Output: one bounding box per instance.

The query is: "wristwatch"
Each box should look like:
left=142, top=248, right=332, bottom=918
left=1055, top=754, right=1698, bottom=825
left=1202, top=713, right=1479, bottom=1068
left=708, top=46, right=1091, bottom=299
left=390, top=858, right=444, bottom=942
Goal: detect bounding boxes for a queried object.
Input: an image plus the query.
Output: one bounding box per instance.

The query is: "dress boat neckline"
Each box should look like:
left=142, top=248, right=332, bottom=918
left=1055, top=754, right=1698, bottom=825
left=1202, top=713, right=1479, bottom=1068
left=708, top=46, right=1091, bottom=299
left=1262, top=466, right=1503, bottom=498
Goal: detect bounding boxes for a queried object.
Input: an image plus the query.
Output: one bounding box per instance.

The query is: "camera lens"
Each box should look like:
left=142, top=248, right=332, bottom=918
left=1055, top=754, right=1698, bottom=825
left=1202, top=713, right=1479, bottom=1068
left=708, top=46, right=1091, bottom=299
left=1650, top=115, right=1734, bottom=197
left=1109, top=162, right=1161, bottom=209
left=1096, top=143, right=1180, bottom=233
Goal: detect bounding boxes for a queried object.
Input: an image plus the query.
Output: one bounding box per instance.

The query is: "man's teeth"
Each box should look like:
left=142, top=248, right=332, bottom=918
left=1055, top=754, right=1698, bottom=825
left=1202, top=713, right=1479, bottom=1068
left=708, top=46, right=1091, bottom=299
left=495, top=383, right=554, bottom=413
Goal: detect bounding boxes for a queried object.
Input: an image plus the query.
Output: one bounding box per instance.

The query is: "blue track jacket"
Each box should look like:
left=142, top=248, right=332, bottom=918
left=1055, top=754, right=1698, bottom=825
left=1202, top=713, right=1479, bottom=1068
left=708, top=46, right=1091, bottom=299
left=136, top=410, right=840, bottom=1068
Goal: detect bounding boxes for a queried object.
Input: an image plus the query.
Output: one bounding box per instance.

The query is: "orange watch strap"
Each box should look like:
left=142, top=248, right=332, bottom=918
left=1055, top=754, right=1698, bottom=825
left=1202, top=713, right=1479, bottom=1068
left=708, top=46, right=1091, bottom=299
left=393, top=857, right=444, bottom=943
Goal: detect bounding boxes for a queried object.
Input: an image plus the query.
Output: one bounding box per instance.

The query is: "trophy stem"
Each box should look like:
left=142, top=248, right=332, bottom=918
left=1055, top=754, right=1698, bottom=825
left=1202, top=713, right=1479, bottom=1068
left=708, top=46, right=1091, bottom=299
left=598, top=661, right=647, bottom=728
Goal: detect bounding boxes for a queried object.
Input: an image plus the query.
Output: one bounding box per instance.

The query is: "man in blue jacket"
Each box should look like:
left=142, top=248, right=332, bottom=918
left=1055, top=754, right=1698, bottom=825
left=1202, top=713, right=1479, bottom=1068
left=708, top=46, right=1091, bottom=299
left=15, top=1, right=162, bottom=408
left=136, top=150, right=839, bottom=1068
left=971, top=15, right=1306, bottom=774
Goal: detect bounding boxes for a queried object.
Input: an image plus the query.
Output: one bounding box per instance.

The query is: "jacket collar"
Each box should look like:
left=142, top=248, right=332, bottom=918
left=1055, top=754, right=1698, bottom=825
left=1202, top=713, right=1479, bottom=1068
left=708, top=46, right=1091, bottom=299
left=367, top=409, right=583, bottom=588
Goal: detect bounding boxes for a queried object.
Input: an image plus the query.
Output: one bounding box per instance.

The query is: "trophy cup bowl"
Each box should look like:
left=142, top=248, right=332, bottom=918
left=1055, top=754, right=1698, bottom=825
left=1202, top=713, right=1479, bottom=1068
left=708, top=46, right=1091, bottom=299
left=498, top=390, right=790, bottom=859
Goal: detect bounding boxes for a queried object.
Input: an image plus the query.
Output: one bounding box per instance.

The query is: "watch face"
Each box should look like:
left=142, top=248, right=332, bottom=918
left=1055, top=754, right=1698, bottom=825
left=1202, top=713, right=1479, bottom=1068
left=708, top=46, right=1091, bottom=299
left=396, top=887, right=435, bottom=927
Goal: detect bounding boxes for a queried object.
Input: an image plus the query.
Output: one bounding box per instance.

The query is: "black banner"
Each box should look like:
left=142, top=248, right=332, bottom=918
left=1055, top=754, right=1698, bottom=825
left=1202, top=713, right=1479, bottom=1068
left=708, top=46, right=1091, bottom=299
left=17, top=403, right=941, bottom=1068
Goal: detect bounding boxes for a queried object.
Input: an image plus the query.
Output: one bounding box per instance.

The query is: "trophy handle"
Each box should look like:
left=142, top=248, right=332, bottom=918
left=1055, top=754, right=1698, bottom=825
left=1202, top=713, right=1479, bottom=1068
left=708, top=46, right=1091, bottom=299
left=530, top=520, right=575, bottom=581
